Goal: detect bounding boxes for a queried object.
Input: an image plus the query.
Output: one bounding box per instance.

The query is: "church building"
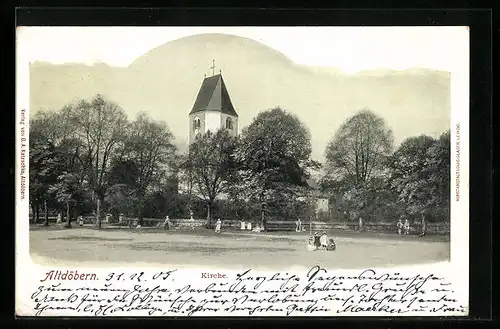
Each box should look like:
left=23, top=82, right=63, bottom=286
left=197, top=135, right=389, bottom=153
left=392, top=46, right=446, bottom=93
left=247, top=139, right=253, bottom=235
left=184, top=65, right=330, bottom=219
left=188, top=71, right=239, bottom=144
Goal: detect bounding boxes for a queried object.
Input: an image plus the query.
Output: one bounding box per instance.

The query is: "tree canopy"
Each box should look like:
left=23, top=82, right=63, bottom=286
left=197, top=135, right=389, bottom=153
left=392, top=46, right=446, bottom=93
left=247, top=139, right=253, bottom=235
left=325, top=109, right=394, bottom=184
left=236, top=107, right=319, bottom=228
left=29, top=95, right=178, bottom=228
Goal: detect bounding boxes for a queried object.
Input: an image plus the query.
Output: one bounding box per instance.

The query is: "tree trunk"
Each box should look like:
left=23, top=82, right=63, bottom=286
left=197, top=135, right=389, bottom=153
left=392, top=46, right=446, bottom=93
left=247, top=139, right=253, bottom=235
left=43, top=199, right=49, bottom=227
left=31, top=203, right=37, bottom=224
left=138, top=207, right=144, bottom=227
left=260, top=202, right=266, bottom=231
left=65, top=201, right=72, bottom=228
left=205, top=202, right=212, bottom=228
left=421, top=213, right=427, bottom=236
left=35, top=203, right=40, bottom=224
left=96, top=197, right=102, bottom=229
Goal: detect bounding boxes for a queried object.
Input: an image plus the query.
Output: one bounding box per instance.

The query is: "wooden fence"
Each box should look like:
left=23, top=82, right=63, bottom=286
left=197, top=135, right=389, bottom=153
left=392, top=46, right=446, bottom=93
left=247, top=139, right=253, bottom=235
left=31, top=215, right=449, bottom=235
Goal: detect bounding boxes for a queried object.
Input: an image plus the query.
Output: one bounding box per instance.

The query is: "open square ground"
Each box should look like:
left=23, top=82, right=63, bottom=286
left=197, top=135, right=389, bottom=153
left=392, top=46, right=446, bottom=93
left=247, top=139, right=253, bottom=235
left=28, top=227, right=450, bottom=270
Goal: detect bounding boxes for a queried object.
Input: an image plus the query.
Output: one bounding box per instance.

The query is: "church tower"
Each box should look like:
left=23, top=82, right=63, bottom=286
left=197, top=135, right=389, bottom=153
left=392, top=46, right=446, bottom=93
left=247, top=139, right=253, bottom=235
left=188, top=69, right=239, bottom=145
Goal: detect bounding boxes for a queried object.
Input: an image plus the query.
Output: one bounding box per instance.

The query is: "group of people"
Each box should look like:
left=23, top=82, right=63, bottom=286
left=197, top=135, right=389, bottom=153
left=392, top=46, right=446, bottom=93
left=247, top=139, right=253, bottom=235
left=397, top=218, right=411, bottom=235
left=397, top=217, right=427, bottom=237
left=56, top=213, right=85, bottom=226
left=58, top=211, right=428, bottom=238
left=309, top=231, right=336, bottom=251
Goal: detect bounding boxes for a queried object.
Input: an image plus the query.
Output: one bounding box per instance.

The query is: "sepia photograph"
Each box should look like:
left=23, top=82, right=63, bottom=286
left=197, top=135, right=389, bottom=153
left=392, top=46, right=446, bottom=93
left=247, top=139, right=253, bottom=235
left=16, top=26, right=469, bottom=316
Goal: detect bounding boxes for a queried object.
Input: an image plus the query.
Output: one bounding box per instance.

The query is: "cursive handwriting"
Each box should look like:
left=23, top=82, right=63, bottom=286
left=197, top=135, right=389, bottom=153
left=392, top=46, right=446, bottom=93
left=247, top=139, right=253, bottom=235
left=29, top=266, right=466, bottom=316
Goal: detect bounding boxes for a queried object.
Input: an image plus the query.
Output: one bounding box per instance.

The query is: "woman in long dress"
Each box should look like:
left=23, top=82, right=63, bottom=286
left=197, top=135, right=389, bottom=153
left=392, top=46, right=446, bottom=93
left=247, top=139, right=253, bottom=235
left=295, top=218, right=302, bottom=232
left=215, top=218, right=222, bottom=234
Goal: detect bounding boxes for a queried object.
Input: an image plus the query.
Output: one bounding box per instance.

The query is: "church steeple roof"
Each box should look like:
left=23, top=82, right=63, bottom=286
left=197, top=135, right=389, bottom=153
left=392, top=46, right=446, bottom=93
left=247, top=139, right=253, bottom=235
left=189, top=73, right=238, bottom=117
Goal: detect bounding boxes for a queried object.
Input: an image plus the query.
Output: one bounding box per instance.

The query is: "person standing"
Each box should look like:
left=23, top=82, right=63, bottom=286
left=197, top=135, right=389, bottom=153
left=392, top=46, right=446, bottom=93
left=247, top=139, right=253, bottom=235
left=57, top=213, right=62, bottom=224
left=215, top=218, right=222, bottom=234
left=397, top=218, right=403, bottom=235
left=164, top=215, right=170, bottom=231
left=189, top=210, right=195, bottom=229
left=358, top=217, right=364, bottom=232
left=295, top=218, right=302, bottom=232
left=313, top=232, right=321, bottom=250
left=78, top=215, right=84, bottom=227
left=320, top=232, right=328, bottom=250
left=404, top=219, right=410, bottom=235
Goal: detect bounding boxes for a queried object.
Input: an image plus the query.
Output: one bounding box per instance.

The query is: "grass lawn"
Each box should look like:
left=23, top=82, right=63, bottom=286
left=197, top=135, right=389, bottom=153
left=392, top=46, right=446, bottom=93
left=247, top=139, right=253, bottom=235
left=28, top=225, right=450, bottom=270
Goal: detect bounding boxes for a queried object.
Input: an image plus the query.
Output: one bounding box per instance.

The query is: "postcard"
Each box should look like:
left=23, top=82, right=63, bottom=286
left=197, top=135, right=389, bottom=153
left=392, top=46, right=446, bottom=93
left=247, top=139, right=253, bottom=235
left=16, top=26, right=469, bottom=316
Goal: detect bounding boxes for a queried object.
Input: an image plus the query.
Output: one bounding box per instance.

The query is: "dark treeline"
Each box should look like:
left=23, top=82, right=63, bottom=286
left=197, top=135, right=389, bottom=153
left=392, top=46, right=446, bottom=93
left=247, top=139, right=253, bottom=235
left=322, top=109, right=450, bottom=226
left=30, top=95, right=450, bottom=229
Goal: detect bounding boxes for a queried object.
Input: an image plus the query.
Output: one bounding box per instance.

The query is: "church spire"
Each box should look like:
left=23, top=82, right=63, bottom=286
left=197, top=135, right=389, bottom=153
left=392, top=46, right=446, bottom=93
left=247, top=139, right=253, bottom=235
left=190, top=72, right=238, bottom=117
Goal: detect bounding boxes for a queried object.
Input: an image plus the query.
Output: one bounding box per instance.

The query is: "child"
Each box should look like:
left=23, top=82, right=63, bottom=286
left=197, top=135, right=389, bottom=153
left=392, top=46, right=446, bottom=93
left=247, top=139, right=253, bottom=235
left=397, top=218, right=403, bottom=235
left=319, top=232, right=328, bottom=250
left=215, top=218, right=222, bottom=234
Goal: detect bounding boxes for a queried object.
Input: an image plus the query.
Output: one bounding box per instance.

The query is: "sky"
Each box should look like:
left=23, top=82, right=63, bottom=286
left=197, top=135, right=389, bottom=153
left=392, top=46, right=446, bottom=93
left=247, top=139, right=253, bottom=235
left=17, top=26, right=469, bottom=73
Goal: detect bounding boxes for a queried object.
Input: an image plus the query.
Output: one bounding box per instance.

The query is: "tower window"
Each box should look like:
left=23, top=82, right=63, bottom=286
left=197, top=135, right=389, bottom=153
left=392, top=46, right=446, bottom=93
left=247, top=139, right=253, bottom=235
left=193, top=117, right=201, bottom=130
left=226, top=117, right=233, bottom=130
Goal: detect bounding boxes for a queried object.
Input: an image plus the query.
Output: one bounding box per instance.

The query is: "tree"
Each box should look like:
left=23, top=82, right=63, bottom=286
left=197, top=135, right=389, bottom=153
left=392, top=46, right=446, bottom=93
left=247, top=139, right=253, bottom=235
left=324, top=109, right=394, bottom=222
left=325, top=109, right=394, bottom=184
left=71, top=95, right=128, bottom=229
left=184, top=129, right=238, bottom=227
left=29, top=110, right=80, bottom=225
left=105, top=183, right=137, bottom=217
left=105, top=158, right=140, bottom=216
left=118, top=113, right=177, bottom=225
left=423, top=130, right=451, bottom=220
left=29, top=131, right=58, bottom=225
left=389, top=134, right=437, bottom=224
left=236, top=107, right=318, bottom=229
left=48, top=173, right=84, bottom=228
